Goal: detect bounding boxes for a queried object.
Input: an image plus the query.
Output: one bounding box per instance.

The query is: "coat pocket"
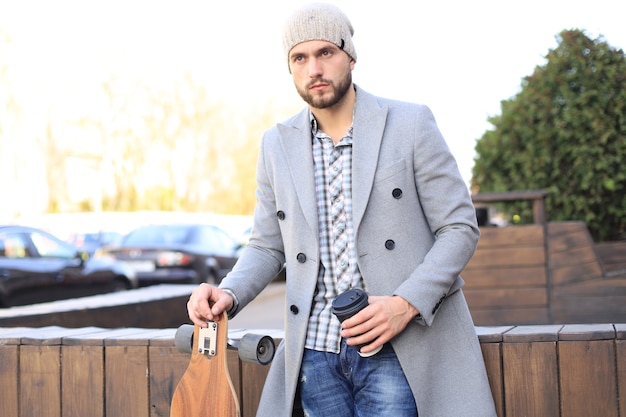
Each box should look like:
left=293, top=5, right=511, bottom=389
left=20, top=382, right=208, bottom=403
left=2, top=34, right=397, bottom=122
left=374, top=159, right=407, bottom=183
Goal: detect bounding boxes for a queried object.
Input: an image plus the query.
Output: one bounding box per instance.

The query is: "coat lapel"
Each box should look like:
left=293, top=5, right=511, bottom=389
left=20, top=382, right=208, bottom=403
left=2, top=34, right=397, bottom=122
left=352, top=90, right=388, bottom=233
left=277, top=109, right=318, bottom=235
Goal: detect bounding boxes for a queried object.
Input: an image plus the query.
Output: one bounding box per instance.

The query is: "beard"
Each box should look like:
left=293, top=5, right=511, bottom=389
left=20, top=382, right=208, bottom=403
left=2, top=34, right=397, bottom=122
left=295, top=71, right=353, bottom=109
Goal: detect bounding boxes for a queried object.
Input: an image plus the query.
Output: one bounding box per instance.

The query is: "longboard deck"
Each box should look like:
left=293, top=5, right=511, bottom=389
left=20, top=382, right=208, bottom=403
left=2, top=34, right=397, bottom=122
left=170, top=314, right=240, bottom=417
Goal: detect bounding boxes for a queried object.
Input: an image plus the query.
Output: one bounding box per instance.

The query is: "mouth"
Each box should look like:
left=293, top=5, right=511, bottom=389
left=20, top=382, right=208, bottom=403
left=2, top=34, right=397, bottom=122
left=309, top=82, right=329, bottom=91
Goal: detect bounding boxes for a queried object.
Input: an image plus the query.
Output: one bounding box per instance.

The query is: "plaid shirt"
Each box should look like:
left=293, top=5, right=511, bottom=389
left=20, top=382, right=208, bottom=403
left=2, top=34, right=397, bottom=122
left=305, top=111, right=366, bottom=353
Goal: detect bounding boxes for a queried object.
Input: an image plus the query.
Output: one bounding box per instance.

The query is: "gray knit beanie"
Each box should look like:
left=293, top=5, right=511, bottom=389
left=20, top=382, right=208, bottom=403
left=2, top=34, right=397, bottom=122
left=282, top=3, right=357, bottom=63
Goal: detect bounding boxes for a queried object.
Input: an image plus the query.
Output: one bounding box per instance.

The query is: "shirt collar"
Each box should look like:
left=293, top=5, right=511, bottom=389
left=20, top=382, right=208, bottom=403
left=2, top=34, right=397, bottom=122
left=309, top=112, right=356, bottom=145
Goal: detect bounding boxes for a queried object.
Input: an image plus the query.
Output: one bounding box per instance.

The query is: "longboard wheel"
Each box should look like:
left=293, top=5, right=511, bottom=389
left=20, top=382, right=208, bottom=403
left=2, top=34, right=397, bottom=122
left=174, top=324, right=195, bottom=354
left=238, top=334, right=275, bottom=365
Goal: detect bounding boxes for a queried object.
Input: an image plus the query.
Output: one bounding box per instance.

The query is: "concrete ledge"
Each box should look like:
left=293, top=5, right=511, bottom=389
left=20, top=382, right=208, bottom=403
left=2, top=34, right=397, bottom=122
left=0, top=285, right=197, bottom=328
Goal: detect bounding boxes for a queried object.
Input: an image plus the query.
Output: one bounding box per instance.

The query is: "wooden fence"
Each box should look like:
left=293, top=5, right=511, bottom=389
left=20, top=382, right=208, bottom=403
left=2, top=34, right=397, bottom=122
left=1, top=324, right=625, bottom=417
left=462, top=221, right=626, bottom=325
left=466, top=190, right=626, bottom=326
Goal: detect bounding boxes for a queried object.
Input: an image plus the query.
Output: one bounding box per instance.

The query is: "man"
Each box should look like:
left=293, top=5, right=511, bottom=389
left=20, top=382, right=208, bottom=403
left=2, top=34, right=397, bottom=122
left=187, top=3, right=497, bottom=416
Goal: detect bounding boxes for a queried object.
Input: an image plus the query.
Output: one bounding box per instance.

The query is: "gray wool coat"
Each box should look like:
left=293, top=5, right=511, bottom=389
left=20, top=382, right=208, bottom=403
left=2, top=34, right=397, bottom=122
left=220, top=86, right=497, bottom=417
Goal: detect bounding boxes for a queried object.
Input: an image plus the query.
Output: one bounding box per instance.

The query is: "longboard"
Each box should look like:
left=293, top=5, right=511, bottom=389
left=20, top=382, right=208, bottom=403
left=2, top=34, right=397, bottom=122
left=170, top=313, right=275, bottom=417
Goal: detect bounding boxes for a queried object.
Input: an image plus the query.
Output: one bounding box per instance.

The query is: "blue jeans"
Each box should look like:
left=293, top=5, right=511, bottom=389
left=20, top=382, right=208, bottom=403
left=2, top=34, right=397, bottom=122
left=299, top=340, right=418, bottom=417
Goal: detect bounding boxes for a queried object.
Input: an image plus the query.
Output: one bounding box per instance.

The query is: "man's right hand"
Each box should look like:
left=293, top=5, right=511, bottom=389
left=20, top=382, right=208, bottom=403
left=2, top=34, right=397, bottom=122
left=187, top=283, right=234, bottom=327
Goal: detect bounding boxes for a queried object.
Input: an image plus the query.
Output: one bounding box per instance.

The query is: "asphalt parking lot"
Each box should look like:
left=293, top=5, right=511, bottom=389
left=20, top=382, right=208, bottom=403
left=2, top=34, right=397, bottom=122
left=229, top=281, right=286, bottom=330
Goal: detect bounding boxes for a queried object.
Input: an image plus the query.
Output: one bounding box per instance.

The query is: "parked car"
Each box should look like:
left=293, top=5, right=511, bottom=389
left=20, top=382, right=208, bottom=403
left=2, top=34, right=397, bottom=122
left=98, top=223, right=243, bottom=286
left=0, top=225, right=138, bottom=308
left=66, top=231, right=123, bottom=255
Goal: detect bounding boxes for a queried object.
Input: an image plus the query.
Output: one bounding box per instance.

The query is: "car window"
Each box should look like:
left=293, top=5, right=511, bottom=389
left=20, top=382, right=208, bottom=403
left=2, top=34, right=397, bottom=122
left=195, top=226, right=219, bottom=250
left=196, top=226, right=236, bottom=252
left=213, top=227, right=237, bottom=249
left=0, top=233, right=29, bottom=258
left=124, top=225, right=190, bottom=245
left=30, top=231, right=76, bottom=258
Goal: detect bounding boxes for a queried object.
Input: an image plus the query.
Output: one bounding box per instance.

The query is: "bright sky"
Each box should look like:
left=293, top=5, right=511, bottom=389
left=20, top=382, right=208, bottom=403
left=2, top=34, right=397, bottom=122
left=2, top=0, right=625, bottom=187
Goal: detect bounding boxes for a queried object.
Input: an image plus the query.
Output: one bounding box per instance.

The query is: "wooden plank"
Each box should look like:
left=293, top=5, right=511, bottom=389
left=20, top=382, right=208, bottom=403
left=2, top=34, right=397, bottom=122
left=551, top=308, right=626, bottom=326
left=480, top=343, right=503, bottom=417
left=595, top=241, right=626, bottom=263
left=476, top=224, right=545, bottom=248
left=502, top=341, right=559, bottom=416
left=472, top=189, right=548, bottom=203
left=469, top=307, right=550, bottom=326
left=616, top=324, right=626, bottom=417
left=62, top=327, right=145, bottom=417
left=547, top=221, right=592, bottom=242
left=0, top=344, right=19, bottom=417
left=464, top=288, right=547, bottom=308
left=60, top=328, right=111, bottom=417
left=62, top=345, right=105, bottom=417
left=549, top=245, right=598, bottom=269
left=550, top=262, right=603, bottom=286
left=0, top=327, right=24, bottom=417
left=595, top=241, right=626, bottom=272
left=148, top=331, right=189, bottom=417
left=228, top=330, right=283, bottom=417
left=546, top=221, right=605, bottom=288
left=553, top=278, right=626, bottom=297
left=20, top=345, right=62, bottom=417
left=64, top=327, right=150, bottom=345
left=619, top=339, right=626, bottom=417
left=475, top=326, right=515, bottom=343
left=548, top=233, right=590, bottom=254
left=502, top=324, right=563, bottom=343
left=558, top=339, right=618, bottom=417
left=17, top=327, right=97, bottom=417
left=551, top=291, right=626, bottom=324
left=240, top=362, right=271, bottom=417
left=476, top=327, right=511, bottom=417
left=111, top=328, right=179, bottom=417
left=227, top=349, right=243, bottom=411
left=467, top=247, right=546, bottom=268
left=20, top=326, right=101, bottom=345
left=105, top=331, right=151, bottom=417
left=461, top=266, right=547, bottom=288
left=558, top=323, right=615, bottom=341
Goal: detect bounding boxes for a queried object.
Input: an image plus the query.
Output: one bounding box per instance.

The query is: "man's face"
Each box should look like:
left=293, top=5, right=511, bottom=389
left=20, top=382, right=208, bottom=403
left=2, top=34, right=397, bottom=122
left=288, top=40, right=355, bottom=109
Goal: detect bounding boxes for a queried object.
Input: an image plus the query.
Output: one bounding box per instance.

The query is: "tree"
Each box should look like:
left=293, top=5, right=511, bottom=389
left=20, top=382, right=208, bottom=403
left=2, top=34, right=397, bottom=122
left=472, top=29, right=626, bottom=242
left=0, top=24, right=289, bottom=222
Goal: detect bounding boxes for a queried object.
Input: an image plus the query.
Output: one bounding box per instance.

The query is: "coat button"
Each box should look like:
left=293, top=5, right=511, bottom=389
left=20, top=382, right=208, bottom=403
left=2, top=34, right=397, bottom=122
left=385, top=240, right=395, bottom=250
left=290, top=305, right=299, bottom=314
left=277, top=210, right=286, bottom=220
left=297, top=253, right=307, bottom=263
left=392, top=188, right=403, bottom=199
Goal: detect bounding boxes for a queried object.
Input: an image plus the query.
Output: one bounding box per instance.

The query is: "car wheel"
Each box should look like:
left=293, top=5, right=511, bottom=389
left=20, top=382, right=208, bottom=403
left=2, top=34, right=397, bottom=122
left=205, top=269, right=220, bottom=285
left=111, top=278, right=130, bottom=292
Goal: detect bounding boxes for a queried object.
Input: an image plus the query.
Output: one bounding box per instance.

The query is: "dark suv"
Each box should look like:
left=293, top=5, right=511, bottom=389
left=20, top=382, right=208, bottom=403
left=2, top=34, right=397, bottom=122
left=99, top=223, right=242, bottom=286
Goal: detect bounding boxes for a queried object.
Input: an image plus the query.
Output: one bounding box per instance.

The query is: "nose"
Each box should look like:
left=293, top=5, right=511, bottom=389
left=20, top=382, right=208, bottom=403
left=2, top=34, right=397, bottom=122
left=308, top=58, right=322, bottom=78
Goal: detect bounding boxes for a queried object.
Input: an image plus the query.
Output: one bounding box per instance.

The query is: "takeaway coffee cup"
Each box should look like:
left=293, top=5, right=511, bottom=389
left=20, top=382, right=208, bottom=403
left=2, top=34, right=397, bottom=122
left=331, top=288, right=383, bottom=357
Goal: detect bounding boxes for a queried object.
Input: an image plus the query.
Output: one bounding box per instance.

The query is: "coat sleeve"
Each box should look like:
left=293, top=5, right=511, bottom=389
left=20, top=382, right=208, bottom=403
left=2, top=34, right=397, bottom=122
left=393, top=104, right=479, bottom=326
left=219, top=129, right=286, bottom=314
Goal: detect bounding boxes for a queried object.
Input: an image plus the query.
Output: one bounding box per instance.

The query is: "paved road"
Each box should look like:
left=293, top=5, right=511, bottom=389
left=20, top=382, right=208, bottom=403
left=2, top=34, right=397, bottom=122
left=229, top=281, right=286, bottom=330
